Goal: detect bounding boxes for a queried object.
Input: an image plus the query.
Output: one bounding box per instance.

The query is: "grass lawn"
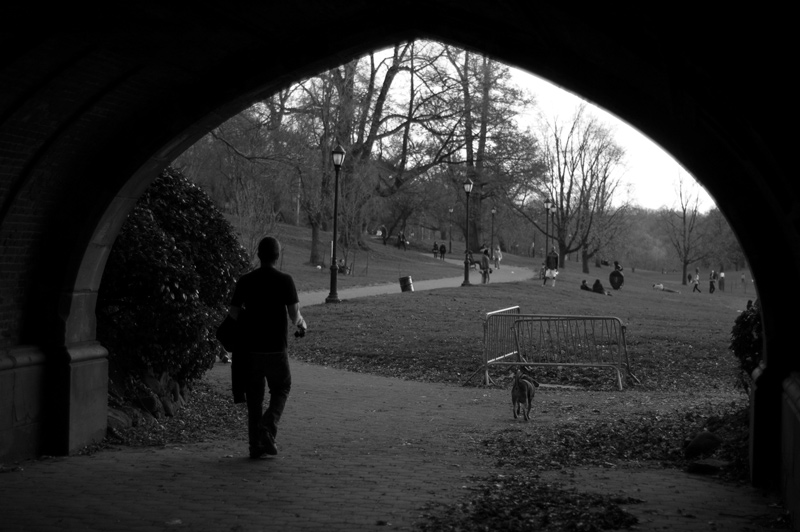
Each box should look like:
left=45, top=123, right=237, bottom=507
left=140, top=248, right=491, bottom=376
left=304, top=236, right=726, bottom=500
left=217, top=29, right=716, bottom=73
left=290, top=239, right=754, bottom=395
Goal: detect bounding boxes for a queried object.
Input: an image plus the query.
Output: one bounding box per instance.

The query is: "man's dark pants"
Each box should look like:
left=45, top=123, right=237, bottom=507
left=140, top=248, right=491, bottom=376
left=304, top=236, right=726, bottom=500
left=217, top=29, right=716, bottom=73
left=245, top=351, right=291, bottom=449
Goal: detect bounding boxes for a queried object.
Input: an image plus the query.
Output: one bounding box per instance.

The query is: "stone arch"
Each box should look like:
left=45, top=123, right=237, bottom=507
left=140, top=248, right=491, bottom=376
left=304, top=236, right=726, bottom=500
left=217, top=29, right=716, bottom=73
left=0, top=4, right=796, bottom=521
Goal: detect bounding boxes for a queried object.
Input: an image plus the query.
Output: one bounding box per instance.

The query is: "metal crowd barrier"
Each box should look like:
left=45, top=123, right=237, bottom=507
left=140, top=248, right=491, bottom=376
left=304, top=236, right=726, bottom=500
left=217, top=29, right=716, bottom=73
left=512, top=315, right=639, bottom=390
left=463, top=309, right=639, bottom=390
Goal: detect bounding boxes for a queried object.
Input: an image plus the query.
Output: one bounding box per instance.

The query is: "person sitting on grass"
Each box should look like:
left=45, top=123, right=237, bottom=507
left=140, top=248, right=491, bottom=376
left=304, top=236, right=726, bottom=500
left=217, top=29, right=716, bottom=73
left=580, top=280, right=592, bottom=292
left=592, top=279, right=612, bottom=296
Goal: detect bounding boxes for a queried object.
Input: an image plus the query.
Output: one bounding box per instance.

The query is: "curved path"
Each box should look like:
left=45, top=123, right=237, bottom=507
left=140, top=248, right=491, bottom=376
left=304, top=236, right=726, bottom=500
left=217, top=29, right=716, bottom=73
left=300, top=256, right=536, bottom=306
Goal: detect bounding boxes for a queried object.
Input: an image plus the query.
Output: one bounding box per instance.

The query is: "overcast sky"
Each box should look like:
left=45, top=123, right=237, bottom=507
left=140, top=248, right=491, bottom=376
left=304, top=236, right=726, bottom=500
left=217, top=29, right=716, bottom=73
left=512, top=69, right=716, bottom=212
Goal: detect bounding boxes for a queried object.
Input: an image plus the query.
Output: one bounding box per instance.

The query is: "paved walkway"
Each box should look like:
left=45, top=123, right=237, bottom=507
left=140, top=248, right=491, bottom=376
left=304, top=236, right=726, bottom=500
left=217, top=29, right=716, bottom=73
left=300, top=255, right=535, bottom=306
left=1, top=261, right=789, bottom=531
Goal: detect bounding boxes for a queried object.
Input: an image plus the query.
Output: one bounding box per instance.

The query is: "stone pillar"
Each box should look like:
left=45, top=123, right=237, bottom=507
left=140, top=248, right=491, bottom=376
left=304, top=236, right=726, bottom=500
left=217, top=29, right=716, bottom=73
left=47, top=342, right=108, bottom=455
left=782, top=374, right=800, bottom=528
left=749, top=363, right=783, bottom=489
left=0, top=347, right=47, bottom=460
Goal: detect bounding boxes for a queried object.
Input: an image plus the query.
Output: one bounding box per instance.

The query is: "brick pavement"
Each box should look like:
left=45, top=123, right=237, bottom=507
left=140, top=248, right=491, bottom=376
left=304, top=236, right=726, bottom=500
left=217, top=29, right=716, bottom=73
left=0, top=266, right=789, bottom=531
left=2, top=361, right=503, bottom=531
left=1, top=360, right=787, bottom=531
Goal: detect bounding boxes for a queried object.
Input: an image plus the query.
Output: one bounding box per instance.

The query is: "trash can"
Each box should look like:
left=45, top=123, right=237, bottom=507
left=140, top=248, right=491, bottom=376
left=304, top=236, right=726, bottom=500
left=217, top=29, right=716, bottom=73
left=399, top=276, right=414, bottom=292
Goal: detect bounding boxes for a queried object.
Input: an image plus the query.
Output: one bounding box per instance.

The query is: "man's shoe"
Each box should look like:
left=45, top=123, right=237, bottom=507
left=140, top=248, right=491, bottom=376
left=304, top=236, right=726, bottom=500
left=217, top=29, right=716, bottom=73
left=261, top=432, right=278, bottom=456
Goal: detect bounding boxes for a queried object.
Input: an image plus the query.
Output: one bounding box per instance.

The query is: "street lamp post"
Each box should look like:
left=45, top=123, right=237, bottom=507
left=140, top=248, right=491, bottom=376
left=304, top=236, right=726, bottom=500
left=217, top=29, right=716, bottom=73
left=326, top=144, right=346, bottom=304
left=448, top=207, right=453, bottom=253
left=490, top=207, right=496, bottom=261
left=544, top=198, right=552, bottom=258
left=550, top=202, right=557, bottom=256
left=462, top=179, right=474, bottom=286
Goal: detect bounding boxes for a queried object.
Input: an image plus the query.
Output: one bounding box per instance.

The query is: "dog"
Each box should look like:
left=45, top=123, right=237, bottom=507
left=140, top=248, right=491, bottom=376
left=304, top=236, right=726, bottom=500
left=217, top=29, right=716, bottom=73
left=511, top=367, right=540, bottom=421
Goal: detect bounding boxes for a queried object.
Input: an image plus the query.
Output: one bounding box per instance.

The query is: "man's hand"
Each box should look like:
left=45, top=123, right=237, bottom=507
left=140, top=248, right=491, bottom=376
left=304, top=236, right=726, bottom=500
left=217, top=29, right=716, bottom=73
left=294, top=316, right=307, bottom=338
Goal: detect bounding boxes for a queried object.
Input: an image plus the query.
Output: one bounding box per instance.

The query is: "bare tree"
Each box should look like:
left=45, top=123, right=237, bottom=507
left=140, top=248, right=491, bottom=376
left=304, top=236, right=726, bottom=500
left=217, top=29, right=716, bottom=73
left=178, top=40, right=544, bottom=262
left=659, top=174, right=712, bottom=284
left=511, top=105, right=627, bottom=272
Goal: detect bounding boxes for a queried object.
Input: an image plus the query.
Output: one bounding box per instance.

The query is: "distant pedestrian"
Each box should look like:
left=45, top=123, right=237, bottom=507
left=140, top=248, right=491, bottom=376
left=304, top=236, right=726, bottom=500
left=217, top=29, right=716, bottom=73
left=719, top=270, right=725, bottom=291
left=432, top=242, right=439, bottom=259
left=709, top=270, right=717, bottom=293
left=480, top=248, right=491, bottom=284
left=693, top=268, right=701, bottom=293
left=542, top=246, right=559, bottom=287
left=494, top=245, right=502, bottom=269
left=439, top=243, right=446, bottom=261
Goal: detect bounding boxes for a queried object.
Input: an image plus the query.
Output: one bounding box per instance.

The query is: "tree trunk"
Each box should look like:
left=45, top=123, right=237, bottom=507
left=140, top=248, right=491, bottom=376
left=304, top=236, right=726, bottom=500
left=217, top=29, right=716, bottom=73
left=309, top=223, right=322, bottom=265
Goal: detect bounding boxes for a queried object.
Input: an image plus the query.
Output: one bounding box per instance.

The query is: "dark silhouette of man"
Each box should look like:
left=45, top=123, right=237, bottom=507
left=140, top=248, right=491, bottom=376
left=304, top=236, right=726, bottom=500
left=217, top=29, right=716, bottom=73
left=228, top=237, right=306, bottom=459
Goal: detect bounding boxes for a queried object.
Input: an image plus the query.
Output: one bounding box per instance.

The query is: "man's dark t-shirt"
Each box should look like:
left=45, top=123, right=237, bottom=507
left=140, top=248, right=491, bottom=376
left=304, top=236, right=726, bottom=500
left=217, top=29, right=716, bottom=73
left=231, top=266, right=299, bottom=353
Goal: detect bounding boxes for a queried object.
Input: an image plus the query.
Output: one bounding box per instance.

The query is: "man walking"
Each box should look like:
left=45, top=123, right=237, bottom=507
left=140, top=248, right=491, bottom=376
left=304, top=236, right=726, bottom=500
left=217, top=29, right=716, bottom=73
left=228, top=237, right=307, bottom=459
left=480, top=248, right=491, bottom=284
left=543, top=246, right=559, bottom=287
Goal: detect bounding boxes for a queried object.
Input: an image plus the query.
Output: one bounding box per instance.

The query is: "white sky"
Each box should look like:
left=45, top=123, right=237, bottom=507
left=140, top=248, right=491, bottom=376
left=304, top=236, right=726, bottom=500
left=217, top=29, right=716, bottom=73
left=512, top=69, right=716, bottom=212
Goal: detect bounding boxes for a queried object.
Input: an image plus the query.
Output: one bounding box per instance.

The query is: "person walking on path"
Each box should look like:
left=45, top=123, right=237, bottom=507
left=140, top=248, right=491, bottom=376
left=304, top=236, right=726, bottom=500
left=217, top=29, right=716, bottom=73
left=543, top=246, right=559, bottom=287
left=439, top=243, right=446, bottom=261
left=494, top=245, right=502, bottom=269
left=693, top=268, right=702, bottom=293
left=228, top=236, right=307, bottom=459
left=480, top=248, right=491, bottom=284
left=432, top=242, right=439, bottom=259
left=709, top=270, right=717, bottom=293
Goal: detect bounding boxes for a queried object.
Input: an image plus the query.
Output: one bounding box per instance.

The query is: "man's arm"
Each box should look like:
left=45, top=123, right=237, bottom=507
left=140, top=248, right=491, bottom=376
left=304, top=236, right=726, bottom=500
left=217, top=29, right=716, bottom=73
left=288, top=303, right=306, bottom=330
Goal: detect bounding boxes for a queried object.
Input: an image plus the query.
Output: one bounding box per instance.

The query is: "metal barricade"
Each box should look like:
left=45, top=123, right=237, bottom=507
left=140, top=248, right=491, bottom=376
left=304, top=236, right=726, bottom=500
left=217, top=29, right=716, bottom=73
left=463, top=306, right=520, bottom=386
left=512, top=315, right=639, bottom=390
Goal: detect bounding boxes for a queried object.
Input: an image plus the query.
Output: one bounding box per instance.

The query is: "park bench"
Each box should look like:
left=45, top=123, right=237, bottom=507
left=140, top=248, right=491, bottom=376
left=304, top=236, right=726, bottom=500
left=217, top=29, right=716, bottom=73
left=464, top=307, right=639, bottom=390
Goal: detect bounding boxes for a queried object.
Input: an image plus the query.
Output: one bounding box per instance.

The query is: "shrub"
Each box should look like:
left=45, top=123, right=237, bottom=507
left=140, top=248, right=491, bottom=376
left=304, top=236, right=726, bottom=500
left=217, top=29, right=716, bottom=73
left=729, top=299, right=762, bottom=393
left=97, top=167, right=250, bottom=389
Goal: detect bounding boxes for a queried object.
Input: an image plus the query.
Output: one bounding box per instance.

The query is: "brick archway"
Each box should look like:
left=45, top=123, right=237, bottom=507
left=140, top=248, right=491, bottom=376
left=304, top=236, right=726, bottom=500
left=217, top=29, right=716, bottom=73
left=1, top=4, right=796, bottom=522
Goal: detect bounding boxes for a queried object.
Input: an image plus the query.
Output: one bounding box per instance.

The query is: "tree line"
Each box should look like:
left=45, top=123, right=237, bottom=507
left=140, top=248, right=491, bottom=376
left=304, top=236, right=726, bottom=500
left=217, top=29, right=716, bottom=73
left=174, top=39, right=743, bottom=279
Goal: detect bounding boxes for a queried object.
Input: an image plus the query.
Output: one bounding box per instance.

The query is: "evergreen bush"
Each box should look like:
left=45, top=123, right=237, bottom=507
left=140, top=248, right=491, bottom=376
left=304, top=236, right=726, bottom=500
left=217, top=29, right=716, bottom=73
left=729, top=299, right=762, bottom=393
left=97, top=167, right=250, bottom=390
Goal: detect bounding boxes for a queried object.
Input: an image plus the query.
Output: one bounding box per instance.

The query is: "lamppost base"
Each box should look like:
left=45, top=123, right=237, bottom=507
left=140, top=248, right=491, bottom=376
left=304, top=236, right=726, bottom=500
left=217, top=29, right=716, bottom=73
left=462, top=260, right=472, bottom=286
left=326, top=265, right=340, bottom=303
